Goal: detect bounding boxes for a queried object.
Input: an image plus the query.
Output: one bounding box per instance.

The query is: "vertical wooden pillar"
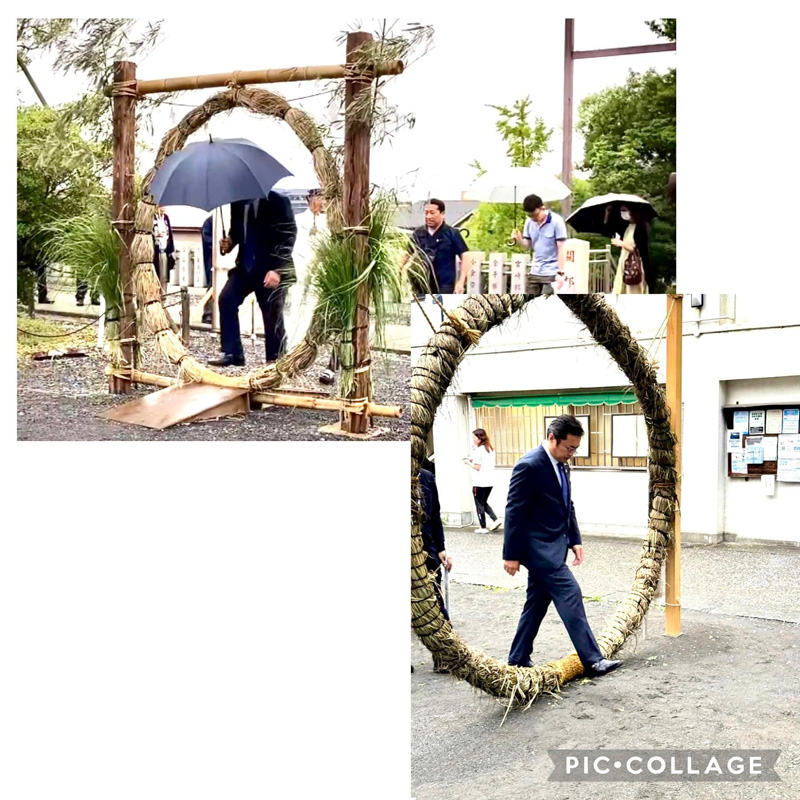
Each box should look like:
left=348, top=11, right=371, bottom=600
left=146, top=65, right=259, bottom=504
left=562, top=19, right=575, bottom=218
left=110, top=60, right=137, bottom=393
left=665, top=294, right=683, bottom=636
left=342, top=31, right=373, bottom=434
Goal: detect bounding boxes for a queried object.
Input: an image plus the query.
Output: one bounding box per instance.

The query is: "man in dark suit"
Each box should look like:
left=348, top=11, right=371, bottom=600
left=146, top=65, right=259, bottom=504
left=502, top=415, right=621, bottom=677
left=211, top=192, right=296, bottom=366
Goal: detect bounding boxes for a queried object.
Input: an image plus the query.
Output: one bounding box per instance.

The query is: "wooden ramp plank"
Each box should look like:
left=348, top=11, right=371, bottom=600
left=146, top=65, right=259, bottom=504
left=102, top=383, right=250, bottom=429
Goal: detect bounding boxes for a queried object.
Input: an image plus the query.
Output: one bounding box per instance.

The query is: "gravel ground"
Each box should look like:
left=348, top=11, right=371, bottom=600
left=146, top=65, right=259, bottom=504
left=412, top=583, right=800, bottom=800
left=17, top=319, right=409, bottom=441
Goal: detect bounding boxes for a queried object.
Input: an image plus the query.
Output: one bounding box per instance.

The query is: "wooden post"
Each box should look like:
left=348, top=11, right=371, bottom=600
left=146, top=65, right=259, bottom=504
left=342, top=31, right=373, bottom=434
left=665, top=294, right=683, bottom=636
left=110, top=60, right=137, bottom=393
left=562, top=19, right=575, bottom=218
left=181, top=286, right=190, bottom=346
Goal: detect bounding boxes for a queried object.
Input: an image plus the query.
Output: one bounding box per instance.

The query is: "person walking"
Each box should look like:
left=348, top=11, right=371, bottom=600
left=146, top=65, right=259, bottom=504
left=607, top=203, right=652, bottom=294
left=404, top=198, right=469, bottom=294
left=464, top=428, right=502, bottom=534
left=502, top=415, right=621, bottom=677
left=510, top=194, right=568, bottom=296
left=211, top=192, right=297, bottom=367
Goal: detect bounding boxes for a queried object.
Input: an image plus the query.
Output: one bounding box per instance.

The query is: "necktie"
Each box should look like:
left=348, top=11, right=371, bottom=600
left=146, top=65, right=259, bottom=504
left=243, top=202, right=257, bottom=271
left=558, top=462, right=569, bottom=508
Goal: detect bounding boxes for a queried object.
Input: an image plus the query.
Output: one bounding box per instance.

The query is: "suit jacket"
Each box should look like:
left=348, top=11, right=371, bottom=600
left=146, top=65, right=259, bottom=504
left=419, top=469, right=445, bottom=562
left=152, top=212, right=175, bottom=271
left=228, top=192, right=297, bottom=277
left=502, top=444, right=581, bottom=572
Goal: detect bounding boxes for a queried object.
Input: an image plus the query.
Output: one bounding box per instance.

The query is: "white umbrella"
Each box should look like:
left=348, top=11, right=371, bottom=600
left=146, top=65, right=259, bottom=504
left=463, top=166, right=571, bottom=204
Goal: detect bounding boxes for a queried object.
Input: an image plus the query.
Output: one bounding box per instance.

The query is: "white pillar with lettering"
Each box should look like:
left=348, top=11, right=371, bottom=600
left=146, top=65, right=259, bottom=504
left=554, top=238, right=590, bottom=294
left=488, top=252, right=506, bottom=294
left=510, top=253, right=529, bottom=294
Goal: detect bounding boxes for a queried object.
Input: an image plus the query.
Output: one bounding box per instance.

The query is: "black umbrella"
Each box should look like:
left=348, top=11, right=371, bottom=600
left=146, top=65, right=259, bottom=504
left=566, top=193, right=658, bottom=235
left=149, top=136, right=292, bottom=213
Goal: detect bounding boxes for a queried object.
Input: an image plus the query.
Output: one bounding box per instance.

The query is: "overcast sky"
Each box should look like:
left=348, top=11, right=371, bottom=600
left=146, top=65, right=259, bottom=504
left=16, top=14, right=674, bottom=203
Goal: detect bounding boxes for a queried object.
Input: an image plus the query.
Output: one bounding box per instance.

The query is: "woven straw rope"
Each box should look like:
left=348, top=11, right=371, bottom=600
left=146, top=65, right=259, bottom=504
left=410, top=294, right=677, bottom=711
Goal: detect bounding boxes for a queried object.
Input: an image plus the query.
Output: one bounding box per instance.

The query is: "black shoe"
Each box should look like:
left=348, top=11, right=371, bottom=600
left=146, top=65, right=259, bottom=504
left=508, top=660, right=533, bottom=668
left=208, top=354, right=245, bottom=367
left=202, top=313, right=213, bottom=324
left=39, top=298, right=55, bottom=304
left=586, top=658, right=622, bottom=677
left=318, top=368, right=336, bottom=385
left=90, top=297, right=101, bottom=306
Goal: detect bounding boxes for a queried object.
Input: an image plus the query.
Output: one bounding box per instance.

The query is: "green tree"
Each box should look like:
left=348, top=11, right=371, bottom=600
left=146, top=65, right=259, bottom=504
left=577, top=68, right=676, bottom=289
left=464, top=96, right=554, bottom=252
left=17, top=104, right=108, bottom=302
left=488, top=96, right=552, bottom=168
left=17, top=18, right=167, bottom=148
left=647, top=19, right=676, bottom=41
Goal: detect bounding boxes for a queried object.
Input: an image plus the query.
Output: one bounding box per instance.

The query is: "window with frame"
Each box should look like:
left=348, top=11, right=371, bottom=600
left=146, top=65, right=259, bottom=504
left=473, top=397, right=648, bottom=469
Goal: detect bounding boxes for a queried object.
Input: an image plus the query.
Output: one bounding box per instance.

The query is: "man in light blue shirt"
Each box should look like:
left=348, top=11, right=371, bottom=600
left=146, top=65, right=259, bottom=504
left=511, top=193, right=568, bottom=296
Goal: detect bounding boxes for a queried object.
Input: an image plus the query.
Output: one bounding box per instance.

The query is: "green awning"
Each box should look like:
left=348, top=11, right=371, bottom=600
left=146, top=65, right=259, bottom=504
left=472, top=391, right=637, bottom=408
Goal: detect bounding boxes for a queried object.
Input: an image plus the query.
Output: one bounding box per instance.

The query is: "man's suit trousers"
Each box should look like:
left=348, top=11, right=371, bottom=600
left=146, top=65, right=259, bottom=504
left=219, top=267, right=286, bottom=361
left=508, top=561, right=603, bottom=668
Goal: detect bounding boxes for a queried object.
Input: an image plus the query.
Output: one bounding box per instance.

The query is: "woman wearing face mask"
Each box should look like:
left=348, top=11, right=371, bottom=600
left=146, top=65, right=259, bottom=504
left=463, top=428, right=502, bottom=533
left=605, top=203, right=652, bottom=294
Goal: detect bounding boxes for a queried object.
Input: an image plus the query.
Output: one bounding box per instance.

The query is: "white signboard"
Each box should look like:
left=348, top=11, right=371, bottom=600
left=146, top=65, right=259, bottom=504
left=488, top=252, right=506, bottom=294
left=612, top=414, right=648, bottom=458
left=731, top=452, right=748, bottom=474
left=554, top=238, right=590, bottom=295
left=766, top=409, right=783, bottom=435
left=748, top=410, right=765, bottom=434
left=762, top=475, right=776, bottom=496
left=762, top=436, right=779, bottom=462
left=510, top=254, right=529, bottom=294
left=777, top=434, right=800, bottom=482
left=733, top=411, right=749, bottom=433
left=783, top=409, right=800, bottom=434
left=464, top=252, right=483, bottom=295
left=727, top=431, right=743, bottom=453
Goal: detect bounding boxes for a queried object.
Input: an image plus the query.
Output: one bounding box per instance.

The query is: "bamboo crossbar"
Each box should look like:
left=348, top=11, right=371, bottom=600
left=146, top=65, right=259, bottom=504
left=109, top=368, right=403, bottom=418
left=128, top=60, right=404, bottom=96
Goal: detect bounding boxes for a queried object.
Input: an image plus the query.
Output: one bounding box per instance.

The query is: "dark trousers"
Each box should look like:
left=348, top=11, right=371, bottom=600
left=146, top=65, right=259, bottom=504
left=219, top=267, right=286, bottom=361
left=525, top=274, right=555, bottom=296
left=508, top=562, right=603, bottom=668
left=473, top=486, right=497, bottom=528
left=36, top=263, right=48, bottom=302
left=425, top=553, right=450, bottom=622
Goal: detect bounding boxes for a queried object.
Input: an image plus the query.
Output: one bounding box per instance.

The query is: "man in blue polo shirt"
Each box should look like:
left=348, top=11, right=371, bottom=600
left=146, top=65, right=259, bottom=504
left=406, top=198, right=469, bottom=294
left=511, top=193, right=568, bottom=296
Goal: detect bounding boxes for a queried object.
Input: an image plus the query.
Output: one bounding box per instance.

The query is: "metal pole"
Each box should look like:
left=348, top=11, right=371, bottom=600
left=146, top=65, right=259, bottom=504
left=562, top=20, right=575, bottom=218
left=665, top=294, right=683, bottom=636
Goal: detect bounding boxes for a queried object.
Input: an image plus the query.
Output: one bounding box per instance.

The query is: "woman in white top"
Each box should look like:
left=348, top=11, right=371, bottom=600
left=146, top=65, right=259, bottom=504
left=464, top=428, right=502, bottom=533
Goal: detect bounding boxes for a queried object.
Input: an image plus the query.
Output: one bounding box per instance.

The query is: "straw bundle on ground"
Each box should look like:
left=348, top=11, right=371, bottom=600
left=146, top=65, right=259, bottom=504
left=410, top=294, right=678, bottom=711
left=121, top=85, right=341, bottom=390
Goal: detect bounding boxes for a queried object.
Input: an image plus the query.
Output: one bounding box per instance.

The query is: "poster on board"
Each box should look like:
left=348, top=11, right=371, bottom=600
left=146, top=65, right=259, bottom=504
left=733, top=410, right=749, bottom=433
left=783, top=409, right=800, bottom=434
left=749, top=410, right=765, bottom=434
left=766, top=409, right=783, bottom=434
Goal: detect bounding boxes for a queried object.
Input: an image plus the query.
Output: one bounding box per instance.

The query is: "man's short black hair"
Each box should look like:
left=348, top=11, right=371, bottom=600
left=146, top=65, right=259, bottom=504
left=547, top=414, right=584, bottom=442
left=426, top=198, right=445, bottom=213
left=522, top=194, right=544, bottom=213
left=307, top=188, right=322, bottom=199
